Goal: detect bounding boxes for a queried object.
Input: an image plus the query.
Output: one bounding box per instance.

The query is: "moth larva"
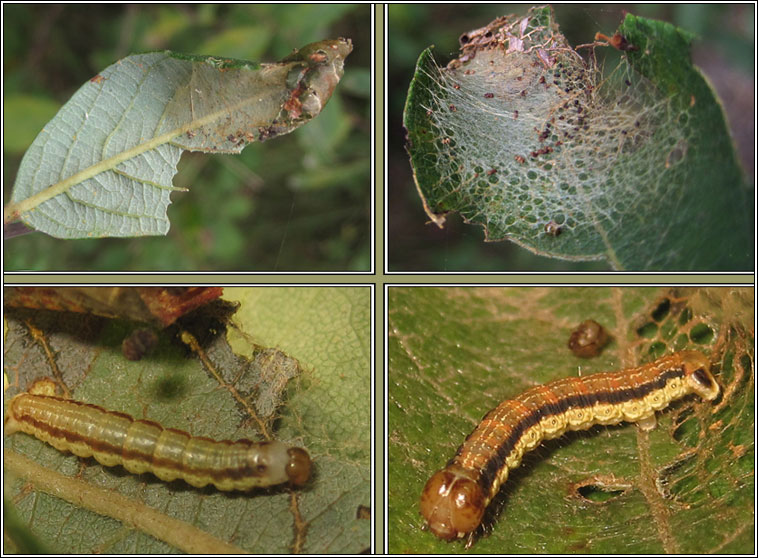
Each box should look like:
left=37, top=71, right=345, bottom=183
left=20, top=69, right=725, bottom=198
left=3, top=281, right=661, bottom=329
left=420, top=351, right=719, bottom=544
left=5, top=394, right=311, bottom=491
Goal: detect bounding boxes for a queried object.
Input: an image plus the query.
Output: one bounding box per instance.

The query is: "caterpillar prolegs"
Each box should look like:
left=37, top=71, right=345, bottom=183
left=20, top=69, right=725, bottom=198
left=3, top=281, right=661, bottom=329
left=5, top=393, right=311, bottom=491
left=420, top=351, right=719, bottom=543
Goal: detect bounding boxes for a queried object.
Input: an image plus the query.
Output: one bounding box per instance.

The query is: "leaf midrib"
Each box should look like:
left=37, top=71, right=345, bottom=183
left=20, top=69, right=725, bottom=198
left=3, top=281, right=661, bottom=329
left=3, top=71, right=276, bottom=225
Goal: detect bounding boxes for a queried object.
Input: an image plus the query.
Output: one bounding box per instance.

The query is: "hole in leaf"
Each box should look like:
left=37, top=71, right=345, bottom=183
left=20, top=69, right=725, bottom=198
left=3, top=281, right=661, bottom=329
left=689, top=323, right=714, bottom=344
left=651, top=298, right=671, bottom=322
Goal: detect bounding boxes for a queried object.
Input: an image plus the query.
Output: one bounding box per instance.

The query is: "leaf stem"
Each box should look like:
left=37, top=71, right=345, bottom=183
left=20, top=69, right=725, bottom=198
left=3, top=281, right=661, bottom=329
left=3, top=220, right=34, bottom=238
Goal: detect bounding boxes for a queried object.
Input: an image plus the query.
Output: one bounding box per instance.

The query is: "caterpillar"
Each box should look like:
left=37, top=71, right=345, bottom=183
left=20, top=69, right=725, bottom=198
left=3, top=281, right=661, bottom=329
left=4, top=393, right=311, bottom=491
left=420, top=350, right=719, bottom=544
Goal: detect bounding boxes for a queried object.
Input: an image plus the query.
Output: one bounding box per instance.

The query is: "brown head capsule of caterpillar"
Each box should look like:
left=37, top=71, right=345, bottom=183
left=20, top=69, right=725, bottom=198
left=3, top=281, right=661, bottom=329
left=419, top=465, right=485, bottom=542
left=419, top=351, right=718, bottom=544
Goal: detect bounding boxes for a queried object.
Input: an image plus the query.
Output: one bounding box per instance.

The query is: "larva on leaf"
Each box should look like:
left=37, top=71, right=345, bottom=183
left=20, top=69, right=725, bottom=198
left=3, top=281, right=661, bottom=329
left=420, top=351, right=719, bottom=545
left=5, top=393, right=311, bottom=491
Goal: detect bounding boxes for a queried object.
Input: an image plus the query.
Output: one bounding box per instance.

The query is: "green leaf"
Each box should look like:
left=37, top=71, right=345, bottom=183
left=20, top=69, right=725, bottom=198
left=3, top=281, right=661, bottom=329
left=389, top=287, right=753, bottom=553
left=404, top=6, right=752, bottom=270
left=4, top=287, right=370, bottom=553
left=6, top=40, right=352, bottom=239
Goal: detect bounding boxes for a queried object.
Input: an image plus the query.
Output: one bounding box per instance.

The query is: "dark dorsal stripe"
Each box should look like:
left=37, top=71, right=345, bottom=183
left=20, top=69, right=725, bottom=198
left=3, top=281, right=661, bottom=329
left=466, top=366, right=685, bottom=493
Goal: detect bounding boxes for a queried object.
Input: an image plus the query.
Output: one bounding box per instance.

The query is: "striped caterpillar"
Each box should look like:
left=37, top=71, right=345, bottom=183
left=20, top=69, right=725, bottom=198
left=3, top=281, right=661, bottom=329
left=420, top=351, right=719, bottom=544
left=5, top=393, right=311, bottom=491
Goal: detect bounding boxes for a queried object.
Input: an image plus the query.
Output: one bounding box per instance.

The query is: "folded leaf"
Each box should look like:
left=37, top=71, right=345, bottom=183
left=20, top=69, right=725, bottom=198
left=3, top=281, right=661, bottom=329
left=404, top=6, right=752, bottom=270
left=6, top=39, right=352, bottom=239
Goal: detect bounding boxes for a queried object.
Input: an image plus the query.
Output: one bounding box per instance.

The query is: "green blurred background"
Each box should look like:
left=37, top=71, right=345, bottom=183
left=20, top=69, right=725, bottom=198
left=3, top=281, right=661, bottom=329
left=4, top=4, right=371, bottom=271
left=388, top=4, right=754, bottom=271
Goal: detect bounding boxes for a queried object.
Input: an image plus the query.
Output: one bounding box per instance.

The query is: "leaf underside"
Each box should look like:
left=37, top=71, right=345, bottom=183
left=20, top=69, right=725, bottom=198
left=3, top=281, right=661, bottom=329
left=3, top=287, right=371, bottom=554
left=404, top=5, right=752, bottom=270
left=8, top=39, right=351, bottom=239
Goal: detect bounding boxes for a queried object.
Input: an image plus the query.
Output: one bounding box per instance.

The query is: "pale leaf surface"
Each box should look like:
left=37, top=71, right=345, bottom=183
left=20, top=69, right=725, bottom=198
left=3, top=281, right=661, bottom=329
left=7, top=40, right=351, bottom=239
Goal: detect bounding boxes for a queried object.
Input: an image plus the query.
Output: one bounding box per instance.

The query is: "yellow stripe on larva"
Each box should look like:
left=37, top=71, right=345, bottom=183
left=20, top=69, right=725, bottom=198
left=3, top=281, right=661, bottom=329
left=4, top=394, right=311, bottom=491
left=420, top=351, right=719, bottom=544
